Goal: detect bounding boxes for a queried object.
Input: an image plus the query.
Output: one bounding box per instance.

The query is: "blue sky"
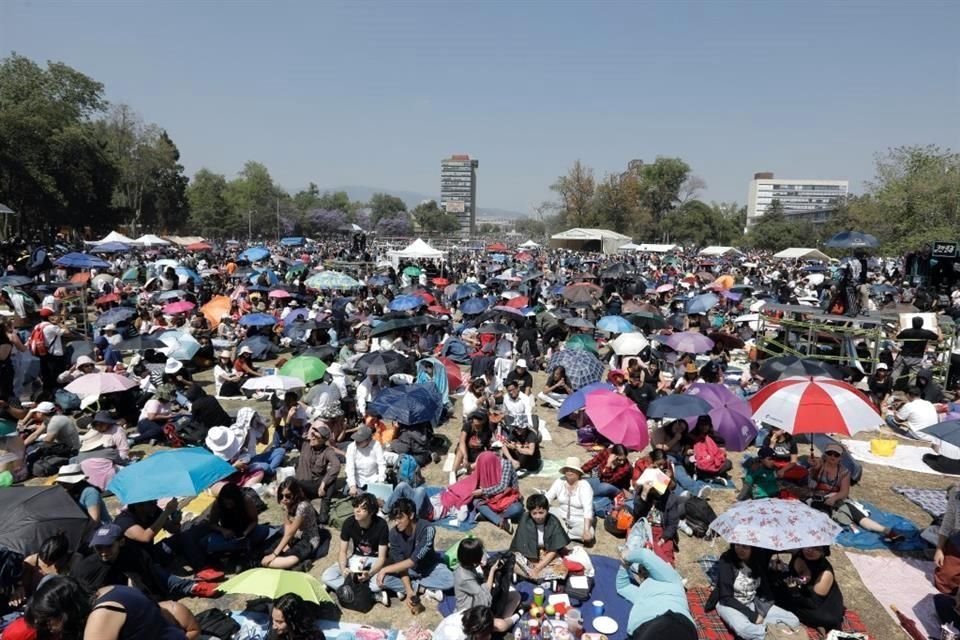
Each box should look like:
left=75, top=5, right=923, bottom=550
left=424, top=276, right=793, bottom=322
left=2, top=0, right=958, bottom=215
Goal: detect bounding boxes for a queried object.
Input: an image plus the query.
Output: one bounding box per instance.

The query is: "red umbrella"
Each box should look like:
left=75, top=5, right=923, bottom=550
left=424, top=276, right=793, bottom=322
left=94, top=293, right=119, bottom=306
left=431, top=277, right=450, bottom=286
left=504, top=296, right=528, bottom=309
left=486, top=242, right=508, bottom=252
left=427, top=305, right=452, bottom=315
left=437, top=356, right=464, bottom=391
left=414, top=290, right=436, bottom=304
left=515, top=251, right=533, bottom=262
left=186, top=241, right=212, bottom=251
left=748, top=376, right=881, bottom=436
left=268, top=289, right=291, bottom=299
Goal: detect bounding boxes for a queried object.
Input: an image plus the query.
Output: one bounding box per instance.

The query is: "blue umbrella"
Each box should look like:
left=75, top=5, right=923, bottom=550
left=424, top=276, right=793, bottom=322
left=249, top=269, right=280, bottom=287
left=368, top=274, right=392, bottom=287
left=239, top=246, right=270, bottom=262
left=547, top=349, right=605, bottom=391
left=0, top=275, right=34, bottom=287
left=91, top=242, right=130, bottom=253
left=175, top=266, right=202, bottom=284
left=685, top=293, right=720, bottom=315
left=596, top=315, right=636, bottom=334
left=239, top=312, right=277, bottom=327
left=280, top=237, right=305, bottom=246
left=453, top=284, right=482, bottom=300
left=94, top=307, right=136, bottom=327
left=920, top=420, right=960, bottom=448
left=461, top=298, right=488, bottom=315
left=107, top=448, right=236, bottom=504
left=824, top=231, right=878, bottom=249
left=157, top=330, right=201, bottom=360
left=368, top=384, right=444, bottom=426
left=558, top=382, right=615, bottom=420
left=55, top=252, right=110, bottom=269
left=388, top=295, right=425, bottom=312
left=646, top=394, right=713, bottom=420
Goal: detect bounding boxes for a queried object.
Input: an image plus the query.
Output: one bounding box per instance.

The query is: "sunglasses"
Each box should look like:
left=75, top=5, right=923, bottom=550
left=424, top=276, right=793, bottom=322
left=824, top=451, right=842, bottom=458
left=280, top=492, right=295, bottom=499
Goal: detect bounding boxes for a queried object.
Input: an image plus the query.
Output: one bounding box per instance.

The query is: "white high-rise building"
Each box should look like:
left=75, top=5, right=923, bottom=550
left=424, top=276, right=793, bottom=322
left=746, top=172, right=848, bottom=228
left=440, top=155, right=479, bottom=236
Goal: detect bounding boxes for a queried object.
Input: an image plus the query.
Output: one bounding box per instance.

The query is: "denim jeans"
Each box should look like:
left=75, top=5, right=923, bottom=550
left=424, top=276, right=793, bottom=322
left=716, top=602, right=799, bottom=640
left=475, top=500, right=524, bottom=527
left=668, top=455, right=710, bottom=496
left=385, top=482, right=431, bottom=520
left=322, top=556, right=373, bottom=591
left=206, top=523, right=272, bottom=555
left=248, top=447, right=286, bottom=475
left=370, top=560, right=455, bottom=594
left=588, top=478, right=621, bottom=516
left=158, top=568, right=195, bottom=598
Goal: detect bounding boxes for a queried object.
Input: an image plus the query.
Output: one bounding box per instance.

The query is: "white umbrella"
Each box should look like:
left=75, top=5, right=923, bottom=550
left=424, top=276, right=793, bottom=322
left=709, top=498, right=841, bottom=550
left=65, top=373, right=138, bottom=399
left=242, top=375, right=305, bottom=392
left=733, top=313, right=761, bottom=331
left=609, top=332, right=649, bottom=356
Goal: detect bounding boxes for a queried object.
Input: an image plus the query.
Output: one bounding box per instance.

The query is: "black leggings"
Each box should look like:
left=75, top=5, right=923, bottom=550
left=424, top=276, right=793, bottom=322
left=631, top=611, right=698, bottom=640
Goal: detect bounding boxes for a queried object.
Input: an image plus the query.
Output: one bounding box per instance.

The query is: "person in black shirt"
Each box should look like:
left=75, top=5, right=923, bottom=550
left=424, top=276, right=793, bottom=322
left=892, top=316, right=939, bottom=389
left=624, top=370, right=657, bottom=414
left=184, top=384, right=231, bottom=431
left=866, top=363, right=893, bottom=407
left=504, top=360, right=533, bottom=395
left=501, top=420, right=541, bottom=473
left=321, top=493, right=389, bottom=594
left=515, top=320, right=540, bottom=367
left=454, top=411, right=493, bottom=474
left=916, top=368, right=946, bottom=403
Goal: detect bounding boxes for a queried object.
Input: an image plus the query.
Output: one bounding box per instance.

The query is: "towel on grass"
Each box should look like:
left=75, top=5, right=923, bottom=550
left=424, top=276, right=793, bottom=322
left=686, top=585, right=870, bottom=640
left=834, top=501, right=927, bottom=551
left=842, top=438, right=960, bottom=476
left=845, top=551, right=940, bottom=639
left=893, top=485, right=948, bottom=519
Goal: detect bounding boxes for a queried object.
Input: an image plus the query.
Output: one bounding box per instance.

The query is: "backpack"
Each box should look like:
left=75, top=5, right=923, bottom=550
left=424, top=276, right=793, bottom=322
left=692, top=436, right=727, bottom=474
left=684, top=496, right=717, bottom=538
left=396, top=453, right=423, bottom=488
left=31, top=455, right=70, bottom=478
left=54, top=389, right=81, bottom=413
left=194, top=608, right=240, bottom=640
left=336, top=572, right=374, bottom=613
left=27, top=323, right=51, bottom=357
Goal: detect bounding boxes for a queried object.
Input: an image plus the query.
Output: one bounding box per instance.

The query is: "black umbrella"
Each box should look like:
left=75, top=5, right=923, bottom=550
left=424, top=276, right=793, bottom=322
left=115, top=335, right=167, bottom=352
left=601, top=263, right=629, bottom=279
left=355, top=350, right=415, bottom=376
left=0, top=275, right=34, bottom=287
left=477, top=322, right=512, bottom=335
left=757, top=356, right=845, bottom=381
left=625, top=312, right=668, bottom=331
left=824, top=231, right=879, bottom=249
left=0, top=487, right=92, bottom=555
left=298, top=345, right=338, bottom=360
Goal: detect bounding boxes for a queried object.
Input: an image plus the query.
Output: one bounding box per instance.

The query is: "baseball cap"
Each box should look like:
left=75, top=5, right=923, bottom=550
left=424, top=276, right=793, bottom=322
left=76, top=355, right=95, bottom=367
left=309, top=423, right=332, bottom=439
left=824, top=443, right=845, bottom=456
left=875, top=363, right=889, bottom=370
left=516, top=359, right=527, bottom=369
left=34, top=401, right=56, bottom=414
left=38, top=308, right=54, bottom=318
left=90, top=524, right=123, bottom=546
left=238, top=345, right=253, bottom=355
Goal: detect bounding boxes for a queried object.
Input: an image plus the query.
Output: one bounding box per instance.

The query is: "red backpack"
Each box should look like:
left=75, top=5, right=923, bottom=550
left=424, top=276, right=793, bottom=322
left=693, top=435, right=727, bottom=473
left=27, top=322, right=51, bottom=357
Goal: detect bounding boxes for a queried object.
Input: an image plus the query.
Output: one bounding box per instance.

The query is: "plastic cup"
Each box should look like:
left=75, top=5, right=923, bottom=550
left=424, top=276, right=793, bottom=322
left=592, top=600, right=604, bottom=616
left=533, top=587, right=545, bottom=606
left=565, top=609, right=583, bottom=633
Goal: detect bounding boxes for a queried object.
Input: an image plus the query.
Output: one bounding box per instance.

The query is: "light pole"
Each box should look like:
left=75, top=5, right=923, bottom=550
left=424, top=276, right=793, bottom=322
left=248, top=209, right=252, bottom=242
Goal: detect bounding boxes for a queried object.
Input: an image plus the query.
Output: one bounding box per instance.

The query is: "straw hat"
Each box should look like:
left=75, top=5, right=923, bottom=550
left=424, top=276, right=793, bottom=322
left=559, top=456, right=584, bottom=476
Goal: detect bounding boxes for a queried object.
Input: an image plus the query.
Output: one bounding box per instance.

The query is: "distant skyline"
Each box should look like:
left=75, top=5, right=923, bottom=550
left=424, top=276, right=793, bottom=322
left=2, top=0, right=957, bottom=216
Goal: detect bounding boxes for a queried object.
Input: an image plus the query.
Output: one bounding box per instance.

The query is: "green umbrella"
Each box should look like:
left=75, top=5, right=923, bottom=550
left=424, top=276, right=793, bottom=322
left=402, top=265, right=422, bottom=276
left=279, top=355, right=328, bottom=384
left=566, top=334, right=598, bottom=354
left=121, top=267, right=140, bottom=283
left=219, top=568, right=331, bottom=604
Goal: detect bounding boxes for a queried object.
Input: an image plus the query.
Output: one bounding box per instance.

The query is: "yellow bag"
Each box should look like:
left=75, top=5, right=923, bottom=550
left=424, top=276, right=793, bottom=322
left=870, top=438, right=897, bottom=457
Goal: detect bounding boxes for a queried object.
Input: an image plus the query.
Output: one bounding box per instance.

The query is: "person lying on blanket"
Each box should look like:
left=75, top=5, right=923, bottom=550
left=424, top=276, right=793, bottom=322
left=617, top=545, right=697, bottom=640
left=807, top=442, right=905, bottom=542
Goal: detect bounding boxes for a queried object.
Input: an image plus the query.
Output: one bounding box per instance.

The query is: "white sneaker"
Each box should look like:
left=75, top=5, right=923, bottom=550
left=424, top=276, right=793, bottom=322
left=375, top=590, right=390, bottom=607
left=697, top=485, right=713, bottom=500
left=422, top=588, right=444, bottom=602
left=678, top=519, right=694, bottom=537
left=457, top=505, right=469, bottom=523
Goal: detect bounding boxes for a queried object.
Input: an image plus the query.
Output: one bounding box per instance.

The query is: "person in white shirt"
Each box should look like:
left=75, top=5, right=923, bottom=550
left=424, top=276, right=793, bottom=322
left=545, top=457, right=595, bottom=543
left=887, top=386, right=938, bottom=435
left=344, top=425, right=385, bottom=496
left=356, top=374, right=384, bottom=416
left=502, top=380, right=533, bottom=427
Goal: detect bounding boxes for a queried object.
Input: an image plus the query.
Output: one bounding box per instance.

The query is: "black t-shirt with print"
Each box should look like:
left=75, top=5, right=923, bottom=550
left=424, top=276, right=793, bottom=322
left=340, top=515, right=389, bottom=558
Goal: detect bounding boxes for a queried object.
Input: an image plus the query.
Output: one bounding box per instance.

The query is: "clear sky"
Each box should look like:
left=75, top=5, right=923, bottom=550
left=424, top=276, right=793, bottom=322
left=2, top=0, right=958, bottom=215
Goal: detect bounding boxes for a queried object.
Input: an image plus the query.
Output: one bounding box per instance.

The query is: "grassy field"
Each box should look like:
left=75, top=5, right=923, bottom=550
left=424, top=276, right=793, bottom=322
left=126, top=361, right=942, bottom=639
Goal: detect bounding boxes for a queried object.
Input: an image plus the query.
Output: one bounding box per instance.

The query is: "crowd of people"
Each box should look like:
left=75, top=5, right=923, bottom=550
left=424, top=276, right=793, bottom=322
left=0, top=233, right=956, bottom=640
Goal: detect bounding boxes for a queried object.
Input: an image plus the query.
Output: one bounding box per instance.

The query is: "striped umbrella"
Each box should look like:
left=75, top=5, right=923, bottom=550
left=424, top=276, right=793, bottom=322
left=748, top=376, right=881, bottom=436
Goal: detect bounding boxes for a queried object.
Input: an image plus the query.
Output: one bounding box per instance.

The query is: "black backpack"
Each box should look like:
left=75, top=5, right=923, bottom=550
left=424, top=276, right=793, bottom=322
left=195, top=608, right=240, bottom=640
left=336, top=572, right=374, bottom=612
left=684, top=496, right=717, bottom=538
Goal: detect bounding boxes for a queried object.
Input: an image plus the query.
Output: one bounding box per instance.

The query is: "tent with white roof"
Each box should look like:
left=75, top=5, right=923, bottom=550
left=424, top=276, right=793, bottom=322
left=699, top=246, right=743, bottom=257
left=387, top=238, right=445, bottom=266
left=519, top=239, right=541, bottom=249
left=135, top=234, right=170, bottom=246
left=773, top=247, right=831, bottom=261
left=86, top=230, right=136, bottom=245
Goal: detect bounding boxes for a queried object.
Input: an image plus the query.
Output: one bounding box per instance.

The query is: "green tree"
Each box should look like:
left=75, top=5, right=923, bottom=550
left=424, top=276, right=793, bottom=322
left=746, top=200, right=817, bottom=251
left=593, top=173, right=653, bottom=237
left=187, top=169, right=235, bottom=238
left=0, top=53, right=118, bottom=236
left=224, top=161, right=290, bottom=239
left=514, top=217, right=547, bottom=238
left=368, top=193, right=407, bottom=227
left=317, top=190, right=352, bottom=213
left=144, top=131, right=190, bottom=232
left=412, top=200, right=459, bottom=234
left=550, top=160, right=596, bottom=227
left=639, top=157, right=691, bottom=226
left=293, top=182, right=322, bottom=214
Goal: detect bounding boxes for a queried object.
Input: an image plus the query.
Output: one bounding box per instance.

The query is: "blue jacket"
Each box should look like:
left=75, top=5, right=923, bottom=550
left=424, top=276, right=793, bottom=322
left=616, top=547, right=693, bottom=634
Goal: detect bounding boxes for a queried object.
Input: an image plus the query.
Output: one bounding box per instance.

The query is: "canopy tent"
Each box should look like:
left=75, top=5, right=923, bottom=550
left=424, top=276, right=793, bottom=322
left=624, top=243, right=678, bottom=253
left=86, top=230, right=135, bottom=246
left=617, top=242, right=643, bottom=252
left=773, top=247, right=831, bottom=261
left=699, top=246, right=743, bottom=257
left=134, top=234, right=170, bottom=246
left=549, top=228, right=632, bottom=254
left=387, top=238, right=445, bottom=267
left=165, top=235, right=206, bottom=247
left=518, top=239, right=541, bottom=249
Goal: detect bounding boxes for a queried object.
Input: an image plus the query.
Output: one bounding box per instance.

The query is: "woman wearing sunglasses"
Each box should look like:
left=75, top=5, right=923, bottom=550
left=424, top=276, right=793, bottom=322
left=807, top=443, right=903, bottom=542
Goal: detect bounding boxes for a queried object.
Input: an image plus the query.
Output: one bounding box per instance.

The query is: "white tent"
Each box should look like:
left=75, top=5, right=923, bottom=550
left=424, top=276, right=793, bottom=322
left=86, top=230, right=136, bottom=245
left=165, top=236, right=206, bottom=247
left=387, top=238, right=445, bottom=266
left=699, top=246, right=743, bottom=257
left=636, top=243, right=678, bottom=253
left=550, top=228, right=632, bottom=254
left=617, top=242, right=643, bottom=252
left=519, top=239, right=541, bottom=249
left=773, top=247, right=831, bottom=261
left=135, top=234, right=170, bottom=247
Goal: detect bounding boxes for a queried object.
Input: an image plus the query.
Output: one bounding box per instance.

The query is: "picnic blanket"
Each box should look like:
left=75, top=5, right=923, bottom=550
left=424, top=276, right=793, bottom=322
left=834, top=501, right=927, bottom=551
left=893, top=485, right=948, bottom=519
left=424, top=486, right=478, bottom=532
left=686, top=585, right=870, bottom=640
left=845, top=551, right=940, bottom=639
left=439, top=554, right=630, bottom=640
left=841, top=438, right=960, bottom=476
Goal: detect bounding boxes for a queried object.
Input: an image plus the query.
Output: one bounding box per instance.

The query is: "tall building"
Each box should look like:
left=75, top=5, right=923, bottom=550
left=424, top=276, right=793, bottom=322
left=440, top=155, right=479, bottom=236
left=746, top=172, right=849, bottom=228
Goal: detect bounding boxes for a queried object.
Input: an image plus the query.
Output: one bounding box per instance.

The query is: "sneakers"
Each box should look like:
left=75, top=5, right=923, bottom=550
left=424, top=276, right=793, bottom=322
left=499, top=518, right=513, bottom=534
left=422, top=588, right=444, bottom=602
left=375, top=590, right=390, bottom=607
left=194, top=567, right=225, bottom=582
left=678, top=519, right=694, bottom=537
left=190, top=582, right=221, bottom=598
left=697, top=485, right=713, bottom=500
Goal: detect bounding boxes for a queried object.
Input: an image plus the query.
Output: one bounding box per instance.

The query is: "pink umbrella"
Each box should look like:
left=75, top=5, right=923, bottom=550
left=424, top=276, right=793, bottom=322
left=655, top=283, right=674, bottom=293
left=268, top=289, right=291, bottom=299
left=65, top=373, right=138, bottom=398
left=584, top=389, right=649, bottom=451
left=162, top=300, right=195, bottom=315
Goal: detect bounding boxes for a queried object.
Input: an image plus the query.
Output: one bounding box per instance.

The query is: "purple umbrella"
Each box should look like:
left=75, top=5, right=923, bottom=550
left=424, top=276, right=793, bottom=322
left=684, top=383, right=757, bottom=451
left=659, top=331, right=715, bottom=354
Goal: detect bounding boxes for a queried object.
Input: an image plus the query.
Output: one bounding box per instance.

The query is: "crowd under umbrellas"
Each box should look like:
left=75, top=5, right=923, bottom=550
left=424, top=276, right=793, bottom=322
left=0, top=230, right=953, bottom=639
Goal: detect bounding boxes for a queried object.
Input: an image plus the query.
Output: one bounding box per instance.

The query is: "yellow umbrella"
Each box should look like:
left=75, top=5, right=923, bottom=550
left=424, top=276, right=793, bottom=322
left=201, top=295, right=232, bottom=329
left=219, top=568, right=331, bottom=604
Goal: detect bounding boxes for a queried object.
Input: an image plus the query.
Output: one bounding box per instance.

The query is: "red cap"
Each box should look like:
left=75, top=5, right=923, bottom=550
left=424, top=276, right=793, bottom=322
left=38, top=308, right=54, bottom=318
